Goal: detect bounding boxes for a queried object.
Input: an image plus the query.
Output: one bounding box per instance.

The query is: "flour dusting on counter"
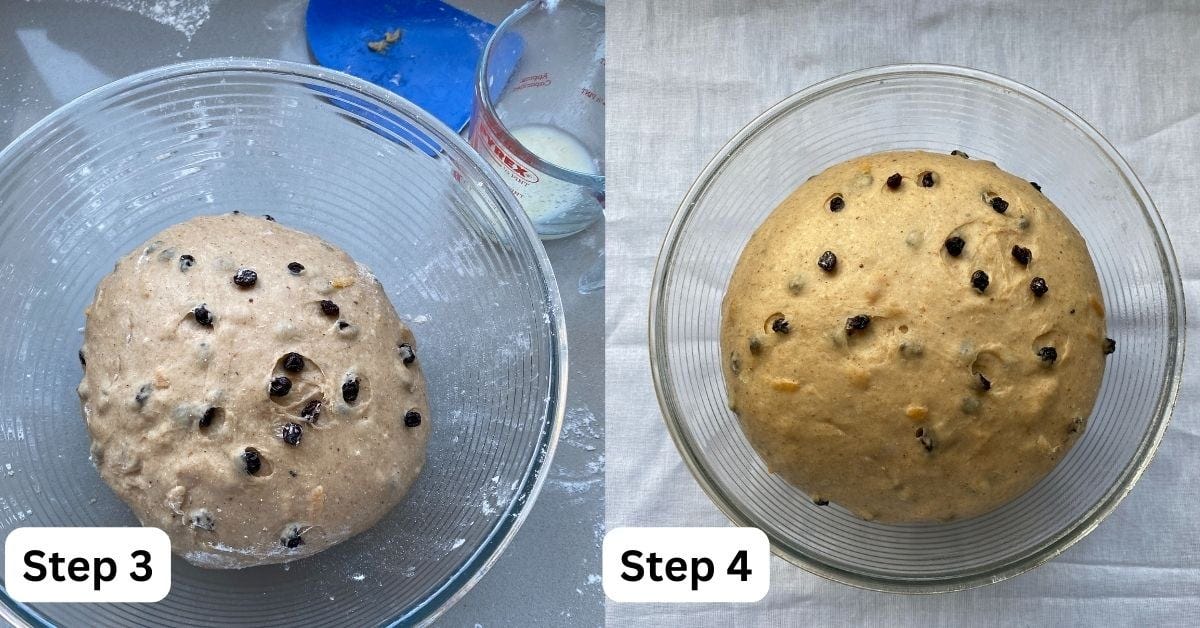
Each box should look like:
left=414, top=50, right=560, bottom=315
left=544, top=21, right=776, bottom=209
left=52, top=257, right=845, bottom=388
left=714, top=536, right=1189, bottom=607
left=80, top=0, right=214, bottom=39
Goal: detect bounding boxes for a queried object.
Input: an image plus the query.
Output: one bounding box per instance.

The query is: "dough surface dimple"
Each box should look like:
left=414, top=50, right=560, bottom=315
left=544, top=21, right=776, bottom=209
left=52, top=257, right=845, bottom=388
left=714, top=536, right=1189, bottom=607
left=78, top=214, right=430, bottom=567
left=720, top=151, right=1109, bottom=522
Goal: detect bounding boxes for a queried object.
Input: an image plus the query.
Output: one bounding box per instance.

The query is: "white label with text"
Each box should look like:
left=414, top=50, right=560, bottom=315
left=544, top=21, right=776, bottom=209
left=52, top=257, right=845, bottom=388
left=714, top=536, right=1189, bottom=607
left=5, top=527, right=171, bottom=603
left=602, top=527, right=769, bottom=602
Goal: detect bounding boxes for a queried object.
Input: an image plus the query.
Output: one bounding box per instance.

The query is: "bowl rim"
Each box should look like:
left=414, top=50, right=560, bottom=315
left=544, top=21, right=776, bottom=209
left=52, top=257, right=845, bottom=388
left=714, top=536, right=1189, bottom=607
left=648, top=62, right=1185, bottom=593
left=0, top=57, right=568, bottom=627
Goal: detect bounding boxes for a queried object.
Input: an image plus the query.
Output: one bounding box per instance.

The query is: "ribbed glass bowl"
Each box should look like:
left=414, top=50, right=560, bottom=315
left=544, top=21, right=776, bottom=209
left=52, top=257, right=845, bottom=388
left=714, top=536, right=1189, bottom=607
left=0, top=59, right=565, bottom=625
left=649, top=64, right=1183, bottom=592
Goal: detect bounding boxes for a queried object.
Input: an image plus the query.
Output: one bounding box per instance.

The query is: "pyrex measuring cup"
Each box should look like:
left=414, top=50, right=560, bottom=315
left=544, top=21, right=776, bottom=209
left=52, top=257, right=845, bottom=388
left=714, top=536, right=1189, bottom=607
left=469, top=0, right=605, bottom=239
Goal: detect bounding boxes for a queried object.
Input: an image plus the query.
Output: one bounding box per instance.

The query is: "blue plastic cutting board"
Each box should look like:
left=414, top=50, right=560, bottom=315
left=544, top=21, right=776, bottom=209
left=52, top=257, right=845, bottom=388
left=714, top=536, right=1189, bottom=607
left=306, top=0, right=522, bottom=133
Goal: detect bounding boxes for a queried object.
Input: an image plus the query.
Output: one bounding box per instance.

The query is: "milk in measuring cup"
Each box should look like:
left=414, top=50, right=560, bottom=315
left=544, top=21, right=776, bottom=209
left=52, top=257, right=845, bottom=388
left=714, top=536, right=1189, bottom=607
left=508, top=124, right=601, bottom=226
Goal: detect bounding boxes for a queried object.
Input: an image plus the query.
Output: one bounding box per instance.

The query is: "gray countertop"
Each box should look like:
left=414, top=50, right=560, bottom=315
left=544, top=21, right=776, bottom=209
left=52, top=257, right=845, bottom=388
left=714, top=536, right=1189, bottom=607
left=0, top=1, right=603, bottom=626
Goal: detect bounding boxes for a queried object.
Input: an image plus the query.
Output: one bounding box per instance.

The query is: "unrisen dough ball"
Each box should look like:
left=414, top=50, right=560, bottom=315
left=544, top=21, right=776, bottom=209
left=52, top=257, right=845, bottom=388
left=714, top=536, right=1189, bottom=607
left=721, top=151, right=1113, bottom=522
left=77, top=213, right=429, bottom=568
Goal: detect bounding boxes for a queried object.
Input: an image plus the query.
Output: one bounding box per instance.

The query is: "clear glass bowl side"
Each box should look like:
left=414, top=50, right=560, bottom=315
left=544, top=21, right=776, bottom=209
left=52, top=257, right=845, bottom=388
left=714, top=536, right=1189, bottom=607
left=0, top=59, right=565, bottom=626
left=650, top=65, right=1182, bottom=592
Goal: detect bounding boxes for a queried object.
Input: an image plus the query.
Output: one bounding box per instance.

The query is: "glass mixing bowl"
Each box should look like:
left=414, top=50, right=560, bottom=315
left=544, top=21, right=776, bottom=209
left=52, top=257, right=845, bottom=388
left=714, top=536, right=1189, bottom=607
left=649, top=64, right=1184, bottom=592
left=0, top=59, right=565, bottom=625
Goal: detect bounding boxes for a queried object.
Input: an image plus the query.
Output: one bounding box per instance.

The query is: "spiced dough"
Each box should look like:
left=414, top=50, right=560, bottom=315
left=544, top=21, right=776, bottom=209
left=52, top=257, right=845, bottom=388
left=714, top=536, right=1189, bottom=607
left=721, top=151, right=1113, bottom=522
left=77, top=213, right=429, bottom=567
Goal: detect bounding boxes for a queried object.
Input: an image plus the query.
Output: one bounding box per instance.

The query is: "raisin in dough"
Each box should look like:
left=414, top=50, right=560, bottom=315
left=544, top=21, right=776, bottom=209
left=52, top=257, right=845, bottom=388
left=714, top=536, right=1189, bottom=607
left=721, top=151, right=1113, bottom=522
left=77, top=213, right=429, bottom=568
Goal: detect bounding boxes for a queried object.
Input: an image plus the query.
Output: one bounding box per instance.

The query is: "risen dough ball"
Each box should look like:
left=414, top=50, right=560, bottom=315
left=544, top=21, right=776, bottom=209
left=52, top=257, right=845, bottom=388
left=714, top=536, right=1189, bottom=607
left=77, top=213, right=429, bottom=568
left=721, top=151, right=1113, bottom=522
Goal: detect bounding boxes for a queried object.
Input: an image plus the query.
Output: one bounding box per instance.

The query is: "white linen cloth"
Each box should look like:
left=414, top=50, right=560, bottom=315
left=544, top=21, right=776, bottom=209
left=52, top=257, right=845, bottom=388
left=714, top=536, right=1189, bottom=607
left=606, top=1, right=1200, bottom=625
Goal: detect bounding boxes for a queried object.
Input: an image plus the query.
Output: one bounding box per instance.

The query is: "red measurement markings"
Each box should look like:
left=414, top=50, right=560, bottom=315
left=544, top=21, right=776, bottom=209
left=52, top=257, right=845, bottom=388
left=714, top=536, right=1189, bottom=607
left=513, top=73, right=552, bottom=91
left=483, top=129, right=538, bottom=184
left=580, top=87, right=604, bottom=106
